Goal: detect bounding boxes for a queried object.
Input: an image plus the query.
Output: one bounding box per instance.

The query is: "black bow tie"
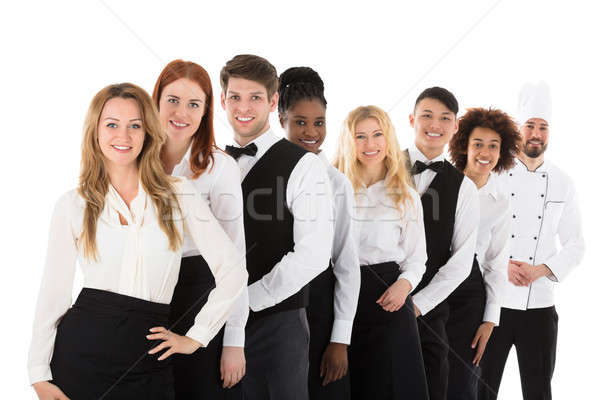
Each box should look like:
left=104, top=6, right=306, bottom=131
left=225, top=143, right=258, bottom=160
left=411, top=160, right=444, bottom=175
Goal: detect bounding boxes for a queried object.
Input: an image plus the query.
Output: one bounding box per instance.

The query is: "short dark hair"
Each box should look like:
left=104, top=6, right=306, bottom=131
left=414, top=86, right=459, bottom=115
left=449, top=107, right=521, bottom=173
left=220, top=54, right=278, bottom=99
left=278, top=66, right=327, bottom=116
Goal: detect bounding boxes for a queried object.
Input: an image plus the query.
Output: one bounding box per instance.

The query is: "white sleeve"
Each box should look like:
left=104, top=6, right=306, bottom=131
left=543, top=183, right=585, bottom=281
left=248, top=153, right=334, bottom=311
left=413, top=178, right=479, bottom=315
left=330, top=177, right=360, bottom=344
left=209, top=154, right=249, bottom=347
left=28, top=192, right=79, bottom=384
left=180, top=179, right=248, bottom=346
left=481, top=201, right=511, bottom=325
left=397, top=189, right=427, bottom=292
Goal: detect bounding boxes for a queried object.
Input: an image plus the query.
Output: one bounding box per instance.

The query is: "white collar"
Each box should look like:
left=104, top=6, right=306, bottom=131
left=479, top=172, right=499, bottom=200
left=408, top=146, right=445, bottom=165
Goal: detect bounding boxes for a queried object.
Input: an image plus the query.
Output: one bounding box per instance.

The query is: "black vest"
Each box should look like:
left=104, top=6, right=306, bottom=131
left=405, top=151, right=465, bottom=294
left=242, top=139, right=310, bottom=323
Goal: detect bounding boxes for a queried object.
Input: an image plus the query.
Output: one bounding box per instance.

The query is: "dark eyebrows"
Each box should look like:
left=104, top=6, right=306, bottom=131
left=420, top=109, right=452, bottom=115
left=166, top=94, right=203, bottom=102
left=472, top=138, right=500, bottom=142
left=292, top=115, right=326, bottom=120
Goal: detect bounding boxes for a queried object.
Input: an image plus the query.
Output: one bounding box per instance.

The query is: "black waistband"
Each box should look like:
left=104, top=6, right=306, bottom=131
left=360, top=261, right=399, bottom=274
left=75, top=288, right=170, bottom=320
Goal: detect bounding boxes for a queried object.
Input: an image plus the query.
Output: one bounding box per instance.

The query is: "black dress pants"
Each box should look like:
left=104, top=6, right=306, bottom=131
left=417, top=300, right=450, bottom=400
left=479, top=306, right=558, bottom=400
left=242, top=308, right=310, bottom=400
left=446, top=261, right=486, bottom=400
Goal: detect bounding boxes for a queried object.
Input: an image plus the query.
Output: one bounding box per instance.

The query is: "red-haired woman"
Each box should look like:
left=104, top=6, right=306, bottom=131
left=153, top=60, right=248, bottom=398
left=446, top=107, right=521, bottom=400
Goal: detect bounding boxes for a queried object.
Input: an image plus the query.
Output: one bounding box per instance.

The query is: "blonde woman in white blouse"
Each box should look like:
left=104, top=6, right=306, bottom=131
left=446, top=107, right=521, bottom=400
left=27, top=83, right=247, bottom=400
left=153, top=60, right=249, bottom=398
left=334, top=105, right=428, bottom=400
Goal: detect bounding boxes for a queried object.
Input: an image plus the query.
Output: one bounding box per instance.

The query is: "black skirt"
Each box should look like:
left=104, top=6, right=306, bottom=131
left=169, top=255, right=242, bottom=399
left=50, top=287, right=174, bottom=400
left=306, top=265, right=351, bottom=399
left=349, top=262, right=429, bottom=400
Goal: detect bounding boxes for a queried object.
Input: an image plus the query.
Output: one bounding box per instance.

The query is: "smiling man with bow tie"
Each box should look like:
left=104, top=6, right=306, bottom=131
left=479, top=82, right=585, bottom=400
left=220, top=54, right=334, bottom=400
left=404, top=86, right=480, bottom=400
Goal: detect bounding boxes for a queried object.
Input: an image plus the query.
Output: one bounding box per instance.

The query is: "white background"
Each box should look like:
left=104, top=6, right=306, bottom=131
left=2, top=0, right=598, bottom=398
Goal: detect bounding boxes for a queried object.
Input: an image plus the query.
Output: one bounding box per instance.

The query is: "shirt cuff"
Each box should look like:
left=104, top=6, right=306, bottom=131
left=29, top=365, right=52, bottom=385
left=329, top=319, right=353, bottom=345
left=412, top=293, right=436, bottom=316
left=185, top=324, right=211, bottom=348
left=223, top=325, right=245, bottom=347
left=543, top=263, right=559, bottom=282
left=248, top=280, right=277, bottom=312
left=398, top=271, right=421, bottom=293
left=483, top=302, right=501, bottom=326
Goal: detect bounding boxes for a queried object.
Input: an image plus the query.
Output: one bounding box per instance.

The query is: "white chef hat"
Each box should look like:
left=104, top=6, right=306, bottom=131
left=517, top=81, right=552, bottom=126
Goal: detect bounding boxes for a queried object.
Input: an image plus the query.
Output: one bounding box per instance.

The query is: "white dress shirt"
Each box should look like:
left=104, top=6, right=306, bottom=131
left=407, top=147, right=480, bottom=316
left=231, top=129, right=334, bottom=312
left=499, top=159, right=585, bottom=310
left=317, top=152, right=360, bottom=345
left=354, top=178, right=427, bottom=293
left=475, top=173, right=511, bottom=325
left=27, top=178, right=248, bottom=385
left=171, top=147, right=249, bottom=347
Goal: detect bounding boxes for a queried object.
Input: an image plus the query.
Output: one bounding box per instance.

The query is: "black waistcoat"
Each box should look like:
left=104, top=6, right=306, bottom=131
left=242, top=139, right=310, bottom=323
left=405, top=151, right=465, bottom=294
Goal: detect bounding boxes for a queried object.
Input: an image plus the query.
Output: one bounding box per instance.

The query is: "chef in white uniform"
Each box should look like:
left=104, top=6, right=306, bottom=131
left=479, top=81, right=585, bottom=400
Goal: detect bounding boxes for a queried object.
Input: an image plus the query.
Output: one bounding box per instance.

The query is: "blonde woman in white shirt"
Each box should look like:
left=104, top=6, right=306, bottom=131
left=446, top=107, right=521, bottom=400
left=153, top=59, right=248, bottom=398
left=28, top=83, right=247, bottom=400
left=334, top=105, right=428, bottom=400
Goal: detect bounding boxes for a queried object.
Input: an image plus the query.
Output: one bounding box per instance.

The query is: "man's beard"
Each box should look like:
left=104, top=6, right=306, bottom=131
left=522, top=140, right=547, bottom=158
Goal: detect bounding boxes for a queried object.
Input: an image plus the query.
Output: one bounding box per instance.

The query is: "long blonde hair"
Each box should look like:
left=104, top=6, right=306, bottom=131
left=333, top=105, right=413, bottom=214
left=78, top=83, right=182, bottom=260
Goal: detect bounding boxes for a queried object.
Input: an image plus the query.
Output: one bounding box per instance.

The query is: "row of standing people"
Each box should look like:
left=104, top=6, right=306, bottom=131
left=28, top=54, right=584, bottom=400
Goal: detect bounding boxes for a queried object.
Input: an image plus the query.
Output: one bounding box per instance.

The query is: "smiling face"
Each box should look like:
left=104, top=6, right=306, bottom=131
left=280, top=99, right=326, bottom=154
left=520, top=118, right=549, bottom=158
left=410, top=97, right=458, bottom=158
left=97, top=97, right=145, bottom=172
left=465, top=126, right=501, bottom=177
left=158, top=78, right=206, bottom=146
left=221, top=77, right=278, bottom=145
left=354, top=117, right=387, bottom=167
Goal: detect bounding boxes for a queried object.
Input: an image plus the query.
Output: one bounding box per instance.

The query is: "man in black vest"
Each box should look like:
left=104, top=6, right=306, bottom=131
left=405, top=87, right=480, bottom=400
left=220, top=54, right=334, bottom=400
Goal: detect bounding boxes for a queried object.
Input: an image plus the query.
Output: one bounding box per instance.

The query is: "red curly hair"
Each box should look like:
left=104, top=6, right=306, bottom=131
left=449, top=107, right=521, bottom=173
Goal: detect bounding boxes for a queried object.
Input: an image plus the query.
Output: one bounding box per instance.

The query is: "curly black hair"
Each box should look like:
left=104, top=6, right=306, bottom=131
left=278, top=66, right=327, bottom=116
left=449, top=107, right=521, bottom=173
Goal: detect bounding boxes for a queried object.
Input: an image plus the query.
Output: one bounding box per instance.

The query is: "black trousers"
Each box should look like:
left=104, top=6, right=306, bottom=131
left=349, top=262, right=429, bottom=400
left=417, top=299, right=450, bottom=400
left=242, top=308, right=310, bottom=400
left=50, top=288, right=174, bottom=400
left=169, top=255, right=242, bottom=399
left=446, top=261, right=486, bottom=400
left=479, top=306, right=558, bottom=400
left=306, top=267, right=350, bottom=399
